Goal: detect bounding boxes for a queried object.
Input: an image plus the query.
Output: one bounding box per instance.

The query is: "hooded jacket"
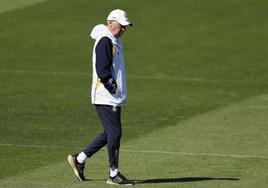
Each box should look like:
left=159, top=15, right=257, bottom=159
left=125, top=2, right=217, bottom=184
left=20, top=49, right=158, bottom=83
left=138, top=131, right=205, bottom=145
left=90, top=24, right=127, bottom=106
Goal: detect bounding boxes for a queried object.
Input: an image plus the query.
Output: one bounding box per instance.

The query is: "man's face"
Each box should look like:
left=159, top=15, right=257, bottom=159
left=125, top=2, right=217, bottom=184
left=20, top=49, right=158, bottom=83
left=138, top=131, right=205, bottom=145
left=108, top=21, right=126, bottom=38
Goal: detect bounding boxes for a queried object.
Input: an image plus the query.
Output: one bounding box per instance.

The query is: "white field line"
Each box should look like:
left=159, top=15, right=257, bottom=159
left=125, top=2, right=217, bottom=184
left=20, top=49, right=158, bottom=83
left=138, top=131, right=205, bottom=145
left=1, top=143, right=268, bottom=160
left=122, top=149, right=268, bottom=160
left=0, top=68, right=268, bottom=85
left=0, top=143, right=71, bottom=149
left=0, top=69, right=88, bottom=76
left=0, top=180, right=72, bottom=186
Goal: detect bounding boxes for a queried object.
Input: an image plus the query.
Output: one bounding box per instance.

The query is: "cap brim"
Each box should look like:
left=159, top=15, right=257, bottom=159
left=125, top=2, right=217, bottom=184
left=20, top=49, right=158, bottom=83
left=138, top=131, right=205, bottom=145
left=118, top=19, right=133, bottom=26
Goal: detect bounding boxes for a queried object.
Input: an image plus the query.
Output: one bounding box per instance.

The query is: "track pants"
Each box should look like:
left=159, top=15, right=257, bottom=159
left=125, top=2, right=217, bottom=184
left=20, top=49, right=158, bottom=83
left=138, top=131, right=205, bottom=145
left=83, top=105, right=122, bottom=170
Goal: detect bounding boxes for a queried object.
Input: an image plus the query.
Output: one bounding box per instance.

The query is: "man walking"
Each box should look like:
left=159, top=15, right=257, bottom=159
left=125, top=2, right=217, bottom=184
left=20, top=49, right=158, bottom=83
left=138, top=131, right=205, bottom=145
left=67, top=9, right=134, bottom=186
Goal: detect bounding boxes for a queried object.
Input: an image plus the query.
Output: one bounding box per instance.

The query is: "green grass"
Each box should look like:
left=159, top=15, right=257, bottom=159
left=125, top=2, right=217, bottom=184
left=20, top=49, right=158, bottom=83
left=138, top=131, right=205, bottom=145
left=0, top=0, right=268, bottom=187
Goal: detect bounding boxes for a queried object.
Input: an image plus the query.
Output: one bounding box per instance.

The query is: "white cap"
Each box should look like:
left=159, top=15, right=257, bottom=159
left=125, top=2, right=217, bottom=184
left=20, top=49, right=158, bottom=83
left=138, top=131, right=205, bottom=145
left=107, top=9, right=133, bottom=26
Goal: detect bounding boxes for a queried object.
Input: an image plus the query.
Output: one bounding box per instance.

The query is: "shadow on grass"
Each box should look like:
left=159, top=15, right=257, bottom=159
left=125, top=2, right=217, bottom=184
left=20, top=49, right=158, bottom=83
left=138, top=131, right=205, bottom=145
left=135, top=177, right=239, bottom=184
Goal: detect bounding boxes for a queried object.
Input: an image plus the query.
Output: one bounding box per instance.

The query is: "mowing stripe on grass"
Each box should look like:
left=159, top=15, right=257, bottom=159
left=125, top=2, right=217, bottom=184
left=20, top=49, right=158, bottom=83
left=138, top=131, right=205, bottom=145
left=1, top=69, right=268, bottom=85
left=1, top=143, right=268, bottom=160
left=0, top=0, right=48, bottom=14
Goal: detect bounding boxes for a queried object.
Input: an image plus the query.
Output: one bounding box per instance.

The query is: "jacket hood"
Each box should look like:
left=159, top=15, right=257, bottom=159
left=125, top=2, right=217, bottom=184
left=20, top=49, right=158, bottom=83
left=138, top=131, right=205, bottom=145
left=90, top=24, right=113, bottom=40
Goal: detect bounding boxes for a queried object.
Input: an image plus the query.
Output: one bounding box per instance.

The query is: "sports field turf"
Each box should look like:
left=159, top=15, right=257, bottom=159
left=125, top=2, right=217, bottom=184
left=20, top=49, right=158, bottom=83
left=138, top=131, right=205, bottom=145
left=0, top=0, right=268, bottom=187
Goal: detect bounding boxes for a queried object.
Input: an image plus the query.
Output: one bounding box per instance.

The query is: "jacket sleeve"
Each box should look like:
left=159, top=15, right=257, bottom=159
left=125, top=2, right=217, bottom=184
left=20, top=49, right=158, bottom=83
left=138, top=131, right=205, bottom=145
left=95, top=37, right=113, bottom=82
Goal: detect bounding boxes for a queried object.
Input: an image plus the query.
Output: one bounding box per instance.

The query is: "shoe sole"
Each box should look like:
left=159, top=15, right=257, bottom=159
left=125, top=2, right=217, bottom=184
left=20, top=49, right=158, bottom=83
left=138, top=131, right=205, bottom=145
left=67, top=155, right=83, bottom=181
left=106, top=179, right=134, bottom=186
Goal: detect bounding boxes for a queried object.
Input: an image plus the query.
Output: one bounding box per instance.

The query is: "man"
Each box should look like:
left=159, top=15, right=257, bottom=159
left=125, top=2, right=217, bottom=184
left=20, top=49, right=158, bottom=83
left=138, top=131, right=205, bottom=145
left=67, top=9, right=134, bottom=186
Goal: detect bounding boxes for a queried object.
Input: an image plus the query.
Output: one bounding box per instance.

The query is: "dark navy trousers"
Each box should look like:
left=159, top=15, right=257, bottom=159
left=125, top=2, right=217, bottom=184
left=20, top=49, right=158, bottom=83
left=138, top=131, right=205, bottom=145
left=83, top=105, right=122, bottom=170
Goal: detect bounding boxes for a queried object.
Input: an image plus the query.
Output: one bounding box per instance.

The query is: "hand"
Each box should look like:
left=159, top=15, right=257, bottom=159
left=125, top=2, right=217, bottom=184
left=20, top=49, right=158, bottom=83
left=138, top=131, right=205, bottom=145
left=103, top=77, right=117, bottom=94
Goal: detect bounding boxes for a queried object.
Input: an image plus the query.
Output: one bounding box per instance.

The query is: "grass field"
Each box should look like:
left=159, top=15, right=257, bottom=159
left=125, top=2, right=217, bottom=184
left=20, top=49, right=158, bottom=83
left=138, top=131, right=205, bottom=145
left=0, top=0, right=268, bottom=187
